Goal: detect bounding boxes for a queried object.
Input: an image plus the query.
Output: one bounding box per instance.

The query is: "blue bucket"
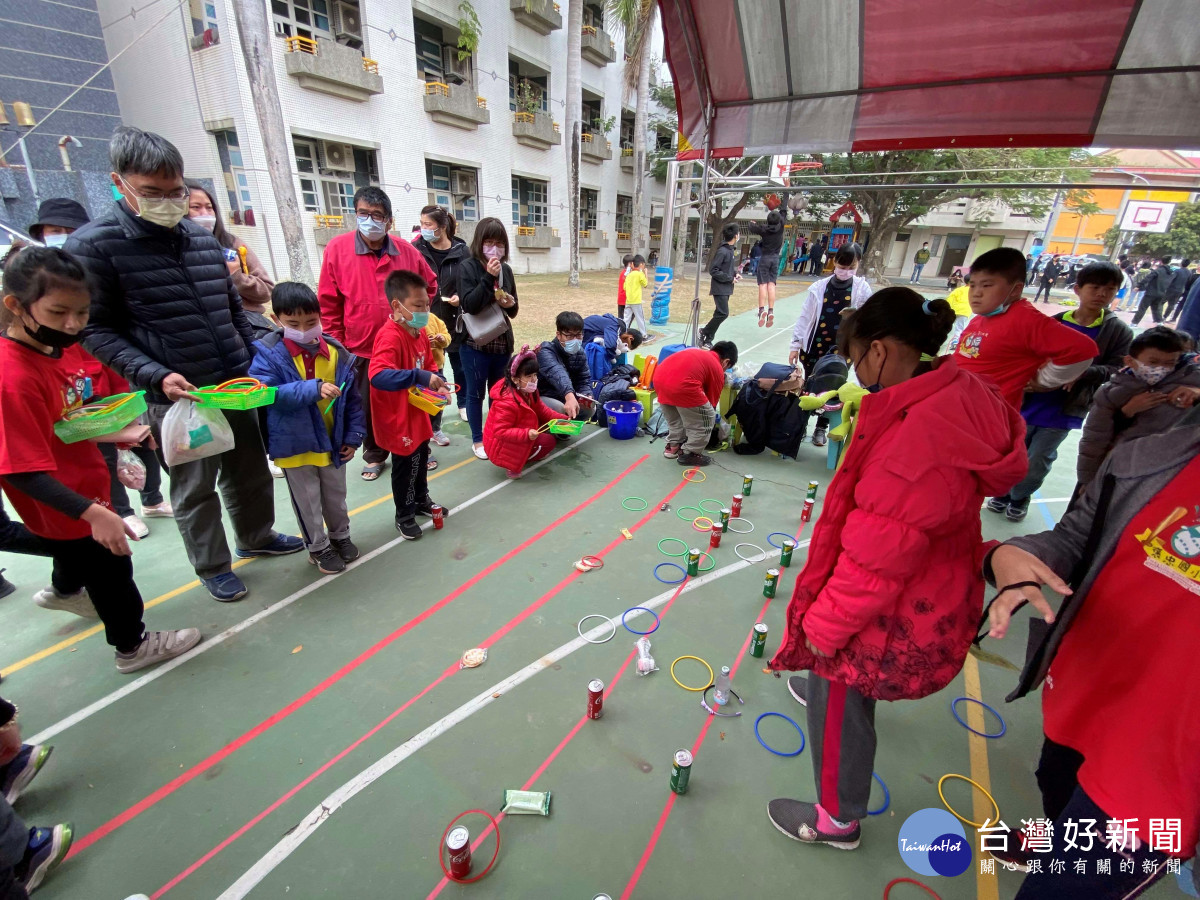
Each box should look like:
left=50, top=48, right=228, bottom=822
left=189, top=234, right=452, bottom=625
left=603, top=400, right=643, bottom=440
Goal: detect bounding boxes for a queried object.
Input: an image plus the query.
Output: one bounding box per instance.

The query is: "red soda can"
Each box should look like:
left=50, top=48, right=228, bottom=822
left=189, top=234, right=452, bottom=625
left=431, top=504, right=444, bottom=530
left=710, top=522, right=723, bottom=548
left=801, top=499, right=814, bottom=523
left=587, top=679, right=604, bottom=719
left=446, top=825, right=471, bottom=879
left=731, top=494, right=743, bottom=517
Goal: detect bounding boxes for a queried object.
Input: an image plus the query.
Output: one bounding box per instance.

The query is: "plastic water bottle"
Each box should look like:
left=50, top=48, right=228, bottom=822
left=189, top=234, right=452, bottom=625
left=713, top=666, right=731, bottom=706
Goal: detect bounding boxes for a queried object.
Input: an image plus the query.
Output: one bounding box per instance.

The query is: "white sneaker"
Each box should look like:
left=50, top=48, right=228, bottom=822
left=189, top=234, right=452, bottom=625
left=432, top=430, right=451, bottom=447
left=472, top=444, right=488, bottom=460
left=458, top=408, right=468, bottom=422
left=141, top=501, right=174, bottom=518
left=268, top=461, right=284, bottom=478
left=33, top=587, right=99, bottom=619
left=123, top=514, right=149, bottom=540
left=115, top=628, right=202, bottom=674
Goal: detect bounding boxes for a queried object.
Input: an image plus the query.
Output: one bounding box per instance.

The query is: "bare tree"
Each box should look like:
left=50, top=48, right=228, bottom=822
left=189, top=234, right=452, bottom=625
left=565, top=0, right=583, bottom=287
left=608, top=0, right=655, bottom=255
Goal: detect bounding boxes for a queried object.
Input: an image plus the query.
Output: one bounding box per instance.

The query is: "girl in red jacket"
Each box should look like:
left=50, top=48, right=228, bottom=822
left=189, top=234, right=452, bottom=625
left=767, top=287, right=1027, bottom=851
left=483, top=346, right=566, bottom=478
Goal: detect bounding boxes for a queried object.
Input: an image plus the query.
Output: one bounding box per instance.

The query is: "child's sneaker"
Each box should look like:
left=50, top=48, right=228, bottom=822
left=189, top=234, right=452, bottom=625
left=767, top=800, right=860, bottom=850
left=141, top=501, right=174, bottom=518
left=16, top=822, right=73, bottom=891
left=123, top=514, right=149, bottom=540
left=0, top=569, right=12, bottom=600
left=2, top=744, right=53, bottom=803
left=812, top=422, right=829, bottom=447
left=985, top=496, right=1010, bottom=514
left=786, top=676, right=808, bottom=707
left=1006, top=500, right=1029, bottom=522
left=416, top=498, right=440, bottom=518
left=33, top=586, right=97, bottom=619
left=432, top=430, right=451, bottom=447
left=115, top=629, right=202, bottom=674
left=396, top=518, right=423, bottom=541
left=678, top=451, right=711, bottom=467
left=663, top=442, right=681, bottom=459
left=309, top=547, right=345, bottom=575
left=331, top=537, right=360, bottom=562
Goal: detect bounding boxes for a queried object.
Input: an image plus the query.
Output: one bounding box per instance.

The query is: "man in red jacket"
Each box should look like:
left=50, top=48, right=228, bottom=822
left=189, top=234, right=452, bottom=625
left=318, top=187, right=437, bottom=482
left=654, top=342, right=737, bottom=467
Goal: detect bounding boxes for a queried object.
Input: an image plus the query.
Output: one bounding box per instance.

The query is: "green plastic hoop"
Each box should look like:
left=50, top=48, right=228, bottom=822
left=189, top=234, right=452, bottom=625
left=697, top=498, right=724, bottom=513
left=676, top=505, right=703, bottom=522
left=621, top=496, right=649, bottom=512
left=697, top=551, right=716, bottom=572
left=657, top=538, right=689, bottom=558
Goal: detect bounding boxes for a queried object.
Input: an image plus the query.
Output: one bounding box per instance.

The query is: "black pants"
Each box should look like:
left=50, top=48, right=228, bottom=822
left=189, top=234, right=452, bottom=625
left=700, top=293, right=730, bottom=343
left=0, top=501, right=83, bottom=595
left=352, top=356, right=389, bottom=466
left=1164, top=292, right=1186, bottom=321
left=1015, top=737, right=1171, bottom=899
left=43, top=536, right=145, bottom=652
left=1033, top=280, right=1055, bottom=303
left=390, top=442, right=430, bottom=523
left=1133, top=294, right=1165, bottom=326
left=98, top=442, right=164, bottom=518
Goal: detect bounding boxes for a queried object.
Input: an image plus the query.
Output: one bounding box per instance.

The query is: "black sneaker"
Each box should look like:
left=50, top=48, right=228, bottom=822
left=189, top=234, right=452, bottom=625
left=396, top=518, right=423, bottom=541
left=986, top=497, right=1010, bottom=514
left=309, top=546, right=345, bottom=575
left=416, top=497, right=439, bottom=518
left=787, top=676, right=808, bottom=707
left=677, top=451, right=712, bottom=467
left=812, top=423, right=829, bottom=447
left=331, top=537, right=360, bottom=562
left=0, top=569, right=13, bottom=600
left=767, top=799, right=860, bottom=850
left=1006, top=501, right=1029, bottom=522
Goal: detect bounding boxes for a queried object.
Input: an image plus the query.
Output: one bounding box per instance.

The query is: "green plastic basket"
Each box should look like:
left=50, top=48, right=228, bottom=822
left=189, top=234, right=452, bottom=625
left=193, top=384, right=277, bottom=410
left=546, top=419, right=586, bottom=435
left=53, top=391, right=147, bottom=444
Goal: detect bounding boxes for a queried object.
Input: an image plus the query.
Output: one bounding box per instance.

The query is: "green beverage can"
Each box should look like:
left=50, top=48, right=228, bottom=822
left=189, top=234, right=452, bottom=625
left=780, top=539, right=796, bottom=568
left=686, top=548, right=701, bottom=577
left=750, top=623, right=768, bottom=658
left=763, top=567, right=779, bottom=599
left=742, top=474, right=754, bottom=495
left=719, top=508, right=731, bottom=533
left=670, top=748, right=693, bottom=794
left=806, top=480, right=819, bottom=501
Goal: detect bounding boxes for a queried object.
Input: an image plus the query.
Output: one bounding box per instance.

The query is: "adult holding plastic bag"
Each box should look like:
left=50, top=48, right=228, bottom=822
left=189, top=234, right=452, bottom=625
left=70, top=127, right=302, bottom=602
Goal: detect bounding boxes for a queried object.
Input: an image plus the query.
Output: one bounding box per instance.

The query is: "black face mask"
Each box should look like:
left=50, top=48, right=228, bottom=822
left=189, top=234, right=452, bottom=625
left=21, top=311, right=82, bottom=349
left=856, top=345, right=887, bottom=394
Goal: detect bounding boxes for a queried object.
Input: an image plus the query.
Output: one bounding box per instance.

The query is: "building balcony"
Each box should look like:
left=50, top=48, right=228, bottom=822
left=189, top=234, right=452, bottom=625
left=510, top=0, right=562, bottom=34
left=422, top=81, right=490, bottom=130
left=313, top=214, right=348, bottom=248
left=580, top=133, right=612, bottom=163
left=515, top=225, right=560, bottom=251
left=620, top=147, right=634, bottom=172
left=581, top=25, right=616, bottom=65
left=512, top=112, right=561, bottom=149
left=649, top=232, right=662, bottom=250
left=615, top=231, right=631, bottom=250
left=283, top=37, right=383, bottom=102
left=579, top=229, right=608, bottom=251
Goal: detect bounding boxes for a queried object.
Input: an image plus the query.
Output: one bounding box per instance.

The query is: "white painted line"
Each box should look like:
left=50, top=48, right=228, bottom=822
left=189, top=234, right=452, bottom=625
left=217, top=542, right=808, bottom=899
left=742, top=325, right=792, bottom=356
left=27, top=431, right=604, bottom=746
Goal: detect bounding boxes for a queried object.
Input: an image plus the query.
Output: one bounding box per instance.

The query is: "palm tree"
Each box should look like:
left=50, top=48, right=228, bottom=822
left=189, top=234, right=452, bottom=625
left=608, top=0, right=655, bottom=256
left=565, top=0, right=583, bottom=287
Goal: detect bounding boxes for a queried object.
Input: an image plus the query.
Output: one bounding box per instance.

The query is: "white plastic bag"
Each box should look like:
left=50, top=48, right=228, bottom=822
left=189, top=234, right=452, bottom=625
left=116, top=449, right=146, bottom=490
left=161, top=400, right=234, bottom=466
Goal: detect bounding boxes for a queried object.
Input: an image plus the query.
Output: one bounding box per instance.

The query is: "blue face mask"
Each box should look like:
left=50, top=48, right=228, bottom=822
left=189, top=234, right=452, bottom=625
left=981, top=287, right=1019, bottom=318
left=405, top=310, right=429, bottom=329
left=43, top=234, right=69, bottom=249
left=855, top=346, right=887, bottom=394
left=357, top=215, right=387, bottom=241
left=562, top=338, right=582, bottom=354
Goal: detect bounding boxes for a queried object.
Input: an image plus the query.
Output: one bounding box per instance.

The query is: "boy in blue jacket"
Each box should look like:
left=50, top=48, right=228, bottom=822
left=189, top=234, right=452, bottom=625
left=249, top=283, right=366, bottom=574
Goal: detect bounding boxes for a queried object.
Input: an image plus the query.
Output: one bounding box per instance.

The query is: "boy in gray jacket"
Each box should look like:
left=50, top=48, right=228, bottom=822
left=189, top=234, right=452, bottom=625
left=701, top=223, right=740, bottom=346
left=1077, top=325, right=1200, bottom=486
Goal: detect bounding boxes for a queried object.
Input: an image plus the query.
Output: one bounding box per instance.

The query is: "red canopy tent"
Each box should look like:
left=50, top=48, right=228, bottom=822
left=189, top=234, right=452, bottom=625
left=660, top=0, right=1200, bottom=158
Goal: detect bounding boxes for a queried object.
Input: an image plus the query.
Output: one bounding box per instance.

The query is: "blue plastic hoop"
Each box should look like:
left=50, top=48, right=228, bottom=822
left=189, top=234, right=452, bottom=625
left=754, top=712, right=806, bottom=757
left=653, top=562, right=687, bottom=585
left=868, top=772, right=891, bottom=816
left=766, top=532, right=793, bottom=550
left=950, top=697, right=1007, bottom=739
left=622, top=606, right=661, bottom=635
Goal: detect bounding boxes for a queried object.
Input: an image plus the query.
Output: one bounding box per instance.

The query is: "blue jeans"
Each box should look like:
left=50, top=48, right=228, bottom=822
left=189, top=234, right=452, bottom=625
left=910, top=263, right=925, bottom=282
left=460, top=343, right=509, bottom=443
left=1005, top=425, right=1072, bottom=505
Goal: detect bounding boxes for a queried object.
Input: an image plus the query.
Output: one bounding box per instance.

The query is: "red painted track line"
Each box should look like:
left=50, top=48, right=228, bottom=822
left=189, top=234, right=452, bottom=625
left=71, top=455, right=649, bottom=861
left=151, top=465, right=692, bottom=896
left=425, top=575, right=695, bottom=900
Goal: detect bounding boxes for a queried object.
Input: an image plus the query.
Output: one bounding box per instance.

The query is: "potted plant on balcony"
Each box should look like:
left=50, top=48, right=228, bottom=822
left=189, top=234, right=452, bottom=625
left=516, top=82, right=541, bottom=118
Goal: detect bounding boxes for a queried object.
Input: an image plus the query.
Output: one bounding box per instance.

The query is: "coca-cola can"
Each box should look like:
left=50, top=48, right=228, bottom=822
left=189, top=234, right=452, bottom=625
left=731, top=494, right=743, bottom=517
left=446, top=825, right=471, bottom=879
left=710, top=522, right=723, bottom=548
left=801, top=499, right=814, bottom=523
left=587, top=679, right=604, bottom=719
left=431, top=504, right=445, bottom=530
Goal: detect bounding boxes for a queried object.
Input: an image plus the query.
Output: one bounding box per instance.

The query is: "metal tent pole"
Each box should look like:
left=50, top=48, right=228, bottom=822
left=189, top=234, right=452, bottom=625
left=688, top=105, right=712, bottom=347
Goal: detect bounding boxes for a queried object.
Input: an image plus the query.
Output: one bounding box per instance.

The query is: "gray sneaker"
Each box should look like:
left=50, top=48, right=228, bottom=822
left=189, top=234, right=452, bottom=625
left=33, top=587, right=98, bottom=619
left=787, top=675, right=808, bottom=707
left=115, top=629, right=202, bottom=674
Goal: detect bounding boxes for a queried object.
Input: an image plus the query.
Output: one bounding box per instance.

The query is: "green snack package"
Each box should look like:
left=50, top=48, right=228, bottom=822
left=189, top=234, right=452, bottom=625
left=501, top=789, right=551, bottom=816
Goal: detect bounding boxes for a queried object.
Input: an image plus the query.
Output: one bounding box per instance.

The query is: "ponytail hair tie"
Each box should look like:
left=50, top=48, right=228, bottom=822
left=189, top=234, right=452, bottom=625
left=922, top=298, right=936, bottom=316
left=510, top=344, right=536, bottom=377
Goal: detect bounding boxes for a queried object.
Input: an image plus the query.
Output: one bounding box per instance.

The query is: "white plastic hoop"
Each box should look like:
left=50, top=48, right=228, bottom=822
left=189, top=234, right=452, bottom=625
left=734, top=542, right=767, bottom=563
left=578, top=614, right=618, bottom=644
left=728, top=517, right=754, bottom=534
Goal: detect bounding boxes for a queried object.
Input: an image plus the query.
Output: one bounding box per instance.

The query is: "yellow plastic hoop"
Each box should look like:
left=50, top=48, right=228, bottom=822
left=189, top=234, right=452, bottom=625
left=937, top=773, right=1000, bottom=829
left=681, top=468, right=707, bottom=483
left=691, top=516, right=715, bottom=531
left=670, top=655, right=714, bottom=692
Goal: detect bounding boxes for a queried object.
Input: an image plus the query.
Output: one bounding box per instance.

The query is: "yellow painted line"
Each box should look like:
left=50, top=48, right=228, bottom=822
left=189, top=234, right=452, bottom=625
left=0, top=457, right=475, bottom=678
left=963, top=653, right=1001, bottom=900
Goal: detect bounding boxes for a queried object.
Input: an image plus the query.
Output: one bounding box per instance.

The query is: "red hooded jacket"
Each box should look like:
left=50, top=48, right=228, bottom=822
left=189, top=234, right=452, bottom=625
left=482, top=380, right=566, bottom=474
left=769, top=358, right=1028, bottom=701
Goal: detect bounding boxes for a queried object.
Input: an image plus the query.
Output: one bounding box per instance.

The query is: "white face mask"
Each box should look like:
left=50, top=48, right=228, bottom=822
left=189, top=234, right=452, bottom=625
left=192, top=215, right=217, bottom=232
left=283, top=324, right=323, bottom=344
left=1133, top=361, right=1173, bottom=385
left=43, top=234, right=69, bottom=249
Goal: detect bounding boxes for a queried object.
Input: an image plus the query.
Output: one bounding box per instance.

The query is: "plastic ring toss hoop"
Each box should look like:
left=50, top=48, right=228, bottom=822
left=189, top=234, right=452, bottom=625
left=727, top=517, right=754, bottom=534
left=754, top=712, right=806, bottom=757
left=883, top=878, right=943, bottom=900
left=676, top=506, right=703, bottom=522
left=653, top=563, right=687, bottom=585
left=438, top=809, right=500, bottom=883
left=622, top=496, right=650, bottom=512
left=950, top=697, right=1007, bottom=738
left=937, top=774, right=1000, bottom=829
left=691, top=516, right=714, bottom=532
left=697, top=498, right=724, bottom=513
left=868, top=772, right=891, bottom=816
left=670, top=656, right=714, bottom=692
left=192, top=377, right=277, bottom=410
left=657, top=538, right=689, bottom=557
left=577, top=614, right=617, bottom=644
left=734, top=543, right=767, bottom=563
left=681, top=468, right=707, bottom=483
left=766, top=532, right=793, bottom=549
left=53, top=390, right=147, bottom=444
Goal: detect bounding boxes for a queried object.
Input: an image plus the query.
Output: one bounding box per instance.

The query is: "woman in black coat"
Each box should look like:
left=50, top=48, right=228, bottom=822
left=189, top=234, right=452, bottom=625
left=413, top=205, right=470, bottom=421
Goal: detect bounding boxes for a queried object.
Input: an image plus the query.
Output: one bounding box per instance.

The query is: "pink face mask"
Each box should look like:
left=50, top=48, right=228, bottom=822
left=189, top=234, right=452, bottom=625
left=834, top=266, right=855, bottom=280
left=518, top=380, right=538, bottom=393
left=483, top=244, right=504, bottom=261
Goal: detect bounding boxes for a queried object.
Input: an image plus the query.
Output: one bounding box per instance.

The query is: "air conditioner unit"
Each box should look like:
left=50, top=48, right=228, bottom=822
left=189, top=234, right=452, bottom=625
left=451, top=171, right=476, bottom=195
left=441, top=46, right=471, bottom=84
left=323, top=142, right=355, bottom=173
left=335, top=1, right=363, bottom=45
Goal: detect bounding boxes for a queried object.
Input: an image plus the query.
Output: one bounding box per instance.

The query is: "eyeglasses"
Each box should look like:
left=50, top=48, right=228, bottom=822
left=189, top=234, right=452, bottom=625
left=119, top=178, right=189, bottom=202
left=559, top=331, right=584, bottom=340
left=355, top=210, right=389, bottom=224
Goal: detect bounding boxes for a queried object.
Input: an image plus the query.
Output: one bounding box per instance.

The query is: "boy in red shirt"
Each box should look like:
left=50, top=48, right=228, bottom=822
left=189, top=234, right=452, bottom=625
left=368, top=270, right=447, bottom=540
left=954, top=248, right=1098, bottom=410
left=617, top=254, right=632, bottom=320
left=654, top=342, right=738, bottom=467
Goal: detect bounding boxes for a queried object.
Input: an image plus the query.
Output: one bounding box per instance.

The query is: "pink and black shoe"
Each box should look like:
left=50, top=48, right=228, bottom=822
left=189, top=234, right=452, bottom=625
left=767, top=800, right=861, bottom=850
left=757, top=307, right=767, bottom=327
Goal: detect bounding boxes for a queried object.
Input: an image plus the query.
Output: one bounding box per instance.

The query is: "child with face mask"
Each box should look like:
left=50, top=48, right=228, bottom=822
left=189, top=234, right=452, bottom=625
left=767, top=286, right=1026, bottom=855
left=954, top=247, right=1099, bottom=411
left=248, top=282, right=366, bottom=573
left=1076, top=325, right=1200, bottom=488
left=483, top=346, right=567, bottom=478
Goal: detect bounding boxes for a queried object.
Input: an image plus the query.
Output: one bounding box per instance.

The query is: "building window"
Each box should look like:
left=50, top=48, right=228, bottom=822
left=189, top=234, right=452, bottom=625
left=272, top=0, right=331, bottom=40
left=508, top=59, right=549, bottom=113
left=427, top=160, right=478, bottom=223
left=213, top=129, right=252, bottom=217
left=294, top=139, right=321, bottom=212
left=619, top=116, right=634, bottom=150
left=293, top=137, right=376, bottom=218
left=581, top=188, right=598, bottom=231
left=616, top=194, right=632, bottom=233
left=322, top=180, right=355, bottom=218
left=582, top=98, right=603, bottom=134
left=189, top=0, right=219, bottom=35
left=583, top=3, right=604, bottom=29
left=512, top=176, right=548, bottom=227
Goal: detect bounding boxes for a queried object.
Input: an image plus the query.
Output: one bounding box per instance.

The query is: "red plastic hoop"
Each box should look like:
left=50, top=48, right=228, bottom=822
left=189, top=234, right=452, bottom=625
left=438, top=809, right=501, bottom=884
left=883, top=877, right=942, bottom=900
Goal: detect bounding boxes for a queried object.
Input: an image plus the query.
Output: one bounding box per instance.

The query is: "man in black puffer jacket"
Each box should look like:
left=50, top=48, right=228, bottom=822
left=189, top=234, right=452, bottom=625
left=70, top=127, right=302, bottom=602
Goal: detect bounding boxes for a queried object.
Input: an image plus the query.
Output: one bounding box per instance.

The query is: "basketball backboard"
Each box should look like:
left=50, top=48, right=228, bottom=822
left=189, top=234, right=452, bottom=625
left=1119, top=201, right=1176, bottom=234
